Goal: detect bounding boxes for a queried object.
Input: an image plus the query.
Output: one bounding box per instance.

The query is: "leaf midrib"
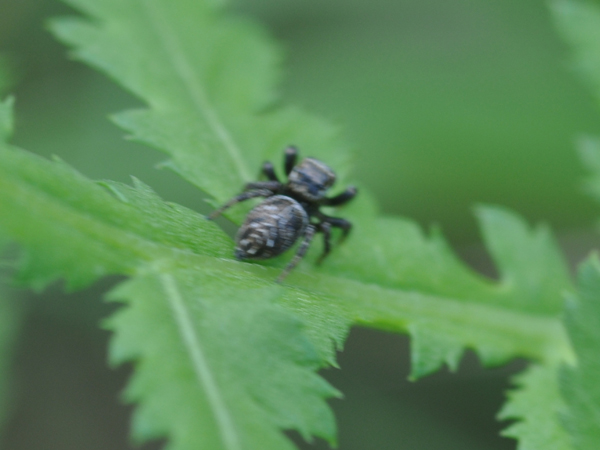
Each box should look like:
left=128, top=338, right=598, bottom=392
left=139, top=0, right=252, bottom=183
left=171, top=254, right=573, bottom=364
left=161, top=273, right=242, bottom=450
left=0, top=143, right=572, bottom=366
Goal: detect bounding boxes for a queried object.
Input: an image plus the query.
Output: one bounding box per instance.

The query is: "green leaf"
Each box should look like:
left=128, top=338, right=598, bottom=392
left=499, top=364, right=572, bottom=450
left=0, top=103, right=337, bottom=448
left=551, top=0, right=600, bottom=105
left=0, top=132, right=230, bottom=290
left=551, top=5, right=600, bottom=442
left=552, top=0, right=600, bottom=206
left=499, top=256, right=600, bottom=450
left=49, top=0, right=351, bottom=220
left=107, top=267, right=338, bottom=449
left=310, top=198, right=573, bottom=376
left=559, top=255, right=600, bottom=449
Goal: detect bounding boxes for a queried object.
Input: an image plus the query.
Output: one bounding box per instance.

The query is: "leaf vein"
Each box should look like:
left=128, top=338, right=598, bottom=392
left=160, top=273, right=242, bottom=450
left=140, top=0, right=252, bottom=182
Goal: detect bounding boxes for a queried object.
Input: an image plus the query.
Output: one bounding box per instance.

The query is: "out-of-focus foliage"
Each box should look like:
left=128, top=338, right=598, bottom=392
left=559, top=255, right=600, bottom=450
left=499, top=364, right=571, bottom=450
left=553, top=0, right=600, bottom=209
left=552, top=0, right=600, bottom=106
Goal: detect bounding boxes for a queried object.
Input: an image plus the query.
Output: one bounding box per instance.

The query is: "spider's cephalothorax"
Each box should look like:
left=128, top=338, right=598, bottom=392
left=209, top=146, right=357, bottom=282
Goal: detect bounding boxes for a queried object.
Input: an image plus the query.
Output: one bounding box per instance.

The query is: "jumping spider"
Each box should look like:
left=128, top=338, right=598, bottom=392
left=209, top=146, right=357, bottom=282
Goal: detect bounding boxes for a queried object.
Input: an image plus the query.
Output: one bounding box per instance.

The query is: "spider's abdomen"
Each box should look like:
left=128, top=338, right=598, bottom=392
left=234, top=195, right=308, bottom=260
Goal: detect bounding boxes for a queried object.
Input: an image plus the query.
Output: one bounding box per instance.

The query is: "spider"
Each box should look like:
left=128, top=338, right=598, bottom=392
left=209, top=146, right=357, bottom=282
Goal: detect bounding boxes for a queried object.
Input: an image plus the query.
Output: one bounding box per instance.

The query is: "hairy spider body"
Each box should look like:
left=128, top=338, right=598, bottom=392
left=210, top=146, right=357, bottom=282
left=234, top=195, right=308, bottom=260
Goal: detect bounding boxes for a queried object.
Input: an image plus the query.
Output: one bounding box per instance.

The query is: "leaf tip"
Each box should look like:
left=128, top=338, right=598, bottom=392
left=408, top=324, right=464, bottom=381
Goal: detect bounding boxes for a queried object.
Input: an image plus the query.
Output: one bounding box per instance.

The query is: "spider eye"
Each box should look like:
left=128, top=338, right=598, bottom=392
left=308, top=183, right=325, bottom=196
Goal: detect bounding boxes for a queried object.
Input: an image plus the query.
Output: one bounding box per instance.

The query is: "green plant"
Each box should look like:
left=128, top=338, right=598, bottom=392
left=1, top=0, right=599, bottom=449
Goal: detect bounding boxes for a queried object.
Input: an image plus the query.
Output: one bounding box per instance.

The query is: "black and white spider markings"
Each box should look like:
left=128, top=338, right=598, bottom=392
left=209, top=146, right=357, bottom=282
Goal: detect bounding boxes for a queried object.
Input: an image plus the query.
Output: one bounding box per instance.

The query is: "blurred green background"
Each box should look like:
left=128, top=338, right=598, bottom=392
left=1, top=0, right=599, bottom=449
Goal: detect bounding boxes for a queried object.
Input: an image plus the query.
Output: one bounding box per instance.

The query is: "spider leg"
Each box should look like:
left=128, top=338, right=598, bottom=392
left=244, top=181, right=281, bottom=192
left=316, top=221, right=332, bottom=265
left=320, top=215, right=352, bottom=242
left=277, top=224, right=317, bottom=283
left=323, top=186, right=358, bottom=206
left=284, top=145, right=299, bottom=176
left=262, top=161, right=280, bottom=182
left=208, top=189, right=274, bottom=220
